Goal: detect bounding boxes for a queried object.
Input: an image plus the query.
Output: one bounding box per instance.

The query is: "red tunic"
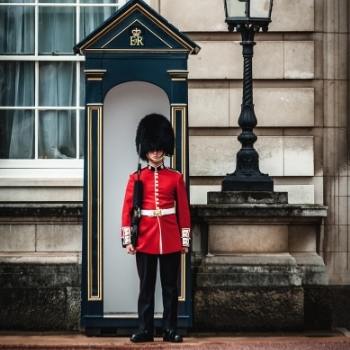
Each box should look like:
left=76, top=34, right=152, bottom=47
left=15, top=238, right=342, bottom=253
left=121, top=164, right=191, bottom=255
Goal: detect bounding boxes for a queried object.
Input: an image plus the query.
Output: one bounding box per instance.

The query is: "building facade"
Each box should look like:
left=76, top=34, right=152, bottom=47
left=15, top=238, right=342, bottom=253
left=0, top=0, right=349, bottom=330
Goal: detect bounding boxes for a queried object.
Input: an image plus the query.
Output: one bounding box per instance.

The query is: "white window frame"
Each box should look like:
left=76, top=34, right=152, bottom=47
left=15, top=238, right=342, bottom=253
left=0, top=0, right=140, bottom=181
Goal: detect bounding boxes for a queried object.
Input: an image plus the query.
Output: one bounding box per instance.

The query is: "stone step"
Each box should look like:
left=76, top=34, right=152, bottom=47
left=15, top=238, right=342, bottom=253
left=0, top=333, right=349, bottom=350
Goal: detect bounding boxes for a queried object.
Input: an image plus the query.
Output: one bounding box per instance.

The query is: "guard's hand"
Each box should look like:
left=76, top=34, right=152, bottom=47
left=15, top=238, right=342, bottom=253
left=126, top=244, right=136, bottom=255
left=181, top=247, right=189, bottom=254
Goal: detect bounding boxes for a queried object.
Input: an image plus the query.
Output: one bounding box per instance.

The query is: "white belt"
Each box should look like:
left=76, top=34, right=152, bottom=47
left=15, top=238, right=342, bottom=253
left=141, top=207, right=176, bottom=217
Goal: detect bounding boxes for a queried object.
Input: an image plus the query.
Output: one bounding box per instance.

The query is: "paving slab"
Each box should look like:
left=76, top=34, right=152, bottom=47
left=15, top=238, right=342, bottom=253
left=0, top=332, right=349, bottom=350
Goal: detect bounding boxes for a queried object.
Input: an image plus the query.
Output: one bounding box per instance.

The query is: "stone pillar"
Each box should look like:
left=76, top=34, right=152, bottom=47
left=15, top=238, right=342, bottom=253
left=320, top=0, right=350, bottom=284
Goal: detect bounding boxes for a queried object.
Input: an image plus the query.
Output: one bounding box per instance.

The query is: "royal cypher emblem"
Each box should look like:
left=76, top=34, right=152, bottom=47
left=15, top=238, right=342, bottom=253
left=130, top=27, right=144, bottom=47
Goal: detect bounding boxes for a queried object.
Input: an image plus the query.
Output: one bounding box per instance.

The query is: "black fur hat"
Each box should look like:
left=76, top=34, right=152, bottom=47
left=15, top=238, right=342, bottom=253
left=135, top=114, right=175, bottom=161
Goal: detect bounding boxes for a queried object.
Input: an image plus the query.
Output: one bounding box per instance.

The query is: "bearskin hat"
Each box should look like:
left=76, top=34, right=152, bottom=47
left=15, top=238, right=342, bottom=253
left=135, top=114, right=175, bottom=161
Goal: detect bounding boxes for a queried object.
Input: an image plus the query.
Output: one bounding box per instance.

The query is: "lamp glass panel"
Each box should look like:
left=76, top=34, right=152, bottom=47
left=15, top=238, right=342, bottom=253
left=225, top=0, right=247, bottom=18
left=250, top=0, right=271, bottom=18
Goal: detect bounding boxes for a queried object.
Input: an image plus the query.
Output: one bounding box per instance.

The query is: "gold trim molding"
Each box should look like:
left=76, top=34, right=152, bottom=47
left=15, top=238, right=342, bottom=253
left=85, top=69, right=107, bottom=81
left=85, top=104, right=186, bottom=302
left=84, top=49, right=187, bottom=54
left=171, top=104, right=188, bottom=302
left=87, top=105, right=103, bottom=301
left=167, top=70, right=189, bottom=81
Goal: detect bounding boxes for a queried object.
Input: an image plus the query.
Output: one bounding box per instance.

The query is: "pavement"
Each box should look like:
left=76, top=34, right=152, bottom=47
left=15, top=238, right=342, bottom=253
left=0, top=331, right=350, bottom=350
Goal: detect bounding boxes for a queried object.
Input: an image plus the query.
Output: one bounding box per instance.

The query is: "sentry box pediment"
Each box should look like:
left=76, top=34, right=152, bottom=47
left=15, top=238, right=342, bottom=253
left=74, top=0, right=200, bottom=55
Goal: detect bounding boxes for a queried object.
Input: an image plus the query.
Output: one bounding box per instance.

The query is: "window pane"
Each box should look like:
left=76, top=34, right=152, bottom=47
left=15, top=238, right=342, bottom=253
left=39, top=110, right=76, bottom=159
left=39, top=62, right=76, bottom=106
left=79, top=110, right=85, bottom=158
left=0, top=0, right=34, bottom=3
left=0, top=110, right=34, bottom=159
left=80, top=6, right=116, bottom=39
left=0, top=6, right=34, bottom=54
left=40, top=0, right=74, bottom=3
left=80, top=0, right=116, bottom=4
left=39, top=7, right=75, bottom=54
left=0, top=62, right=34, bottom=106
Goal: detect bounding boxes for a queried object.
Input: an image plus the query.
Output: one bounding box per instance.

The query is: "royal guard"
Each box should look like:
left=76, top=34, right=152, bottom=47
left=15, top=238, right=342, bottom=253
left=121, top=114, right=191, bottom=343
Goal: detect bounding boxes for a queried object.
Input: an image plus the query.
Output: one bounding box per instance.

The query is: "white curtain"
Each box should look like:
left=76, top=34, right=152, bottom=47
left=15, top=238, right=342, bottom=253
left=0, top=6, right=34, bottom=54
left=39, top=62, right=76, bottom=159
left=0, top=110, right=34, bottom=159
left=39, top=7, right=75, bottom=55
left=0, top=62, right=35, bottom=159
left=38, top=110, right=76, bottom=159
left=8, top=110, right=35, bottom=159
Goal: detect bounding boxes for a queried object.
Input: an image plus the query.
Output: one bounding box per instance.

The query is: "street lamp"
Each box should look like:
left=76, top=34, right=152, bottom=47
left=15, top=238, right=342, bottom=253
left=222, top=0, right=274, bottom=191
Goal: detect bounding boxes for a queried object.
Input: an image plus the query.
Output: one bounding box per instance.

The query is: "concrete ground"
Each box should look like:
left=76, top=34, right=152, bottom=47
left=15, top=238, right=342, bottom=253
left=0, top=330, right=350, bottom=350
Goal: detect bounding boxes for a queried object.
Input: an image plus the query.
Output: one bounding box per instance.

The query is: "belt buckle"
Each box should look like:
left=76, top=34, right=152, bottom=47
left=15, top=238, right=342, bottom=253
left=153, top=209, right=162, bottom=217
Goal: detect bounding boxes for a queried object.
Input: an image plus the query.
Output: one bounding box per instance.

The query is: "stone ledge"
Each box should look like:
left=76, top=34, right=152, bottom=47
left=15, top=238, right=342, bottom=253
left=196, top=261, right=302, bottom=288
left=192, top=204, right=327, bottom=220
left=0, top=202, right=83, bottom=220
left=293, top=253, right=325, bottom=266
left=0, top=253, right=81, bottom=265
left=2, top=203, right=327, bottom=221
left=208, top=191, right=288, bottom=205
left=202, top=254, right=297, bottom=266
left=195, top=254, right=327, bottom=288
left=0, top=178, right=83, bottom=187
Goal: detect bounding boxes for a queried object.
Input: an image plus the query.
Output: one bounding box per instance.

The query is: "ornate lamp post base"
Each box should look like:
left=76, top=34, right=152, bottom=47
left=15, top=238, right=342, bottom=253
left=222, top=174, right=273, bottom=192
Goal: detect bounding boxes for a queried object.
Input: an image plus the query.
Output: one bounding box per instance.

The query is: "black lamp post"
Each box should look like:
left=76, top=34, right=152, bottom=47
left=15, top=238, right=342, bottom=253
left=222, top=0, right=274, bottom=192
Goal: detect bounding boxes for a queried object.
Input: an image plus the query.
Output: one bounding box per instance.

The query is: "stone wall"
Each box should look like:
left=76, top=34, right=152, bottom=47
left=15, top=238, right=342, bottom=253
left=0, top=262, right=80, bottom=331
left=0, top=204, right=82, bottom=330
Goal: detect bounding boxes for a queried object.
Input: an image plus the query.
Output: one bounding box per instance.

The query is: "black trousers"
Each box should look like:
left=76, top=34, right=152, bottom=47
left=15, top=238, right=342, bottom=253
left=136, top=251, right=181, bottom=332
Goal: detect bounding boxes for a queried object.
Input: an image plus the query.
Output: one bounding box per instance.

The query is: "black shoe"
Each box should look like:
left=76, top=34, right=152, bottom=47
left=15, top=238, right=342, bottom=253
left=130, top=330, right=154, bottom=343
left=163, top=329, right=183, bottom=343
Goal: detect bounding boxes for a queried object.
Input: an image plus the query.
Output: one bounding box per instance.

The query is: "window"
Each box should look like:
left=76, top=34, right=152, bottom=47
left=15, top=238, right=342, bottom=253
left=0, top=0, right=141, bottom=170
